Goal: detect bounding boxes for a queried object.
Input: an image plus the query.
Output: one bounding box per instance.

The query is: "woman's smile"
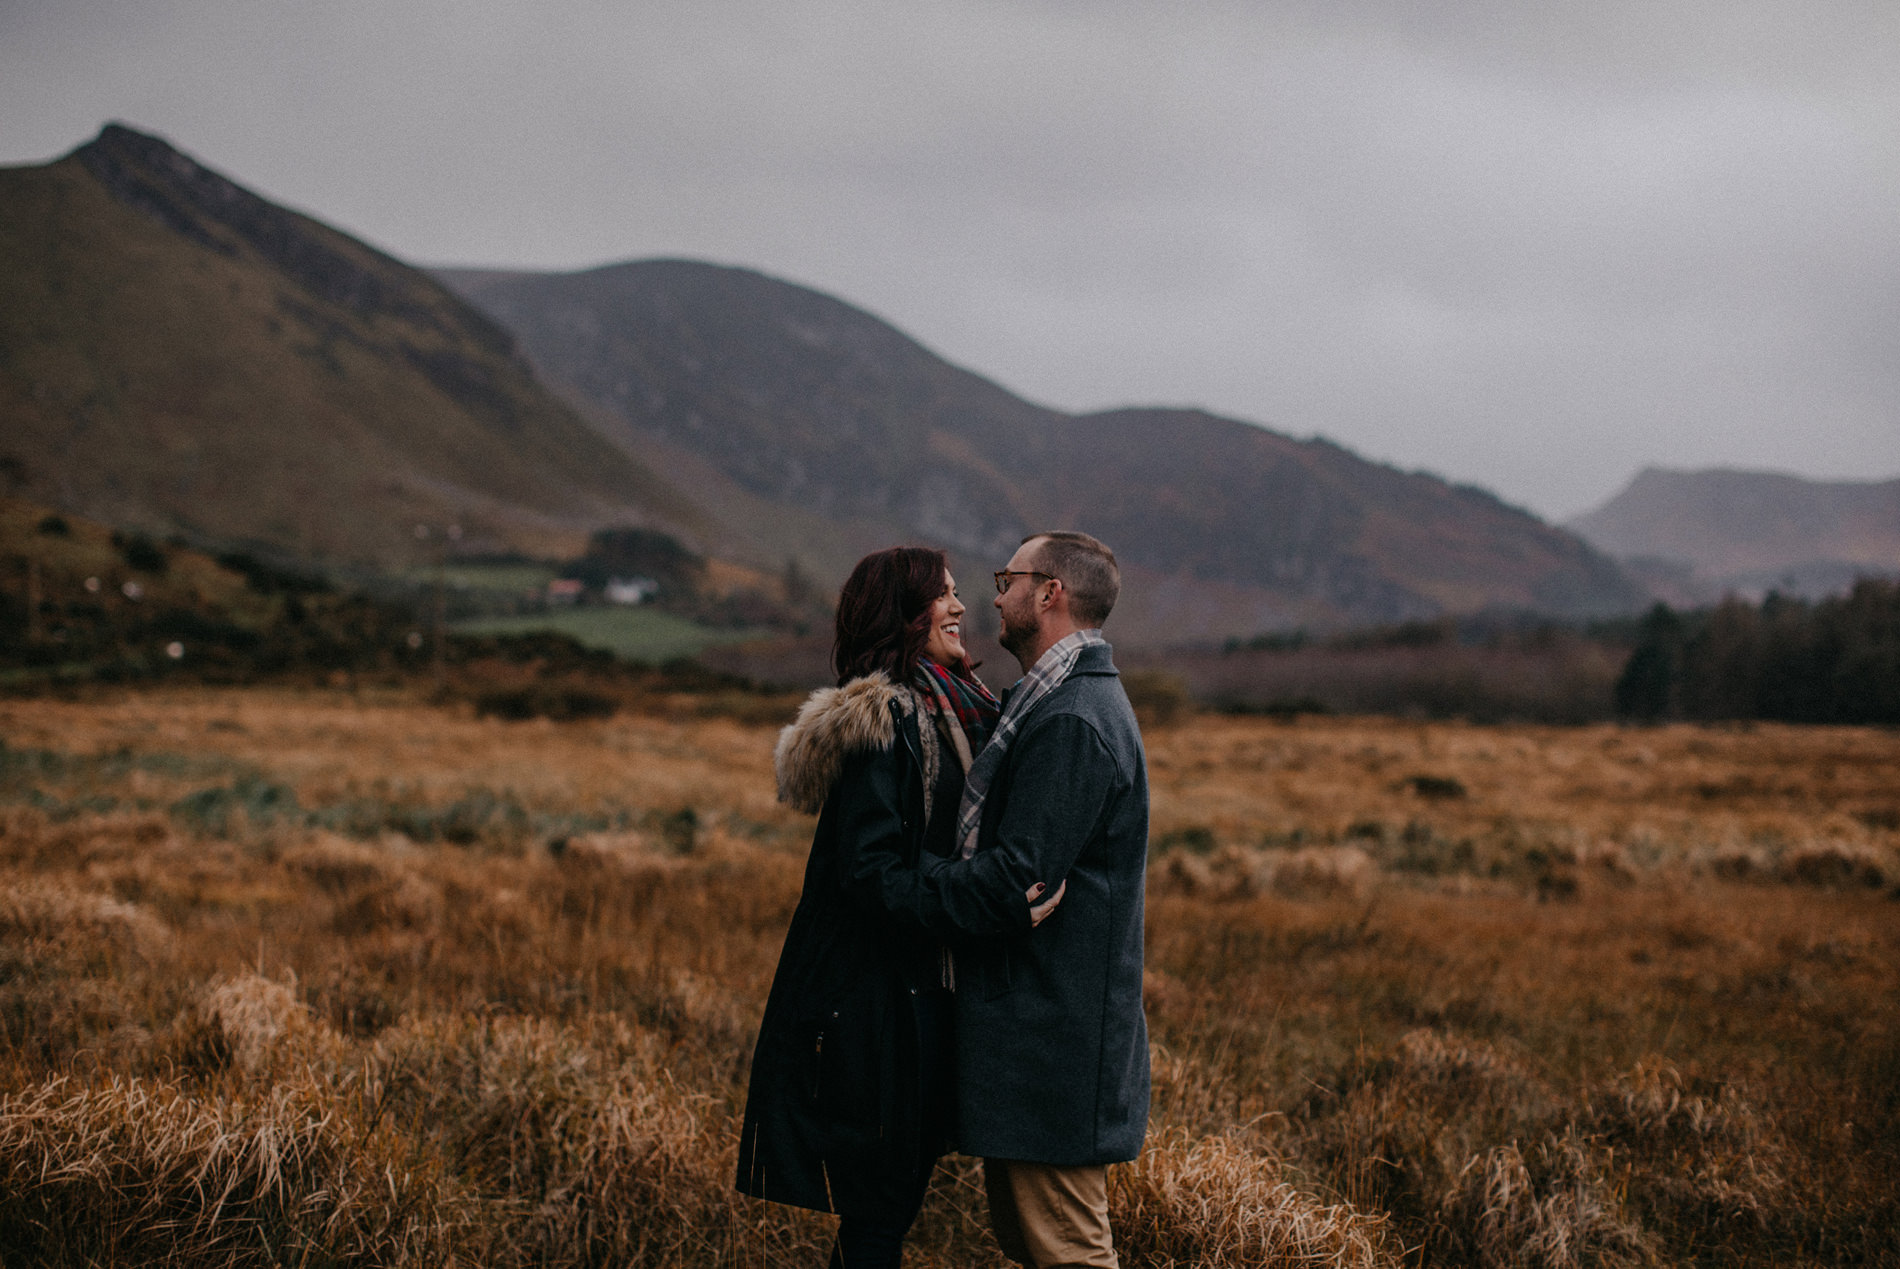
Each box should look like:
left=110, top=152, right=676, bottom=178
left=924, top=571, right=966, bottom=664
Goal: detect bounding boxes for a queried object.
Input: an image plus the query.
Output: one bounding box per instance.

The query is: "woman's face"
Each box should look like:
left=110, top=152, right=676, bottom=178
left=922, top=569, right=967, bottom=666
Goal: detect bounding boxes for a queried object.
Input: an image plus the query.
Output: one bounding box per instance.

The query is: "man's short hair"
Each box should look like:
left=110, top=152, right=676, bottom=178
left=1025, top=531, right=1119, bottom=627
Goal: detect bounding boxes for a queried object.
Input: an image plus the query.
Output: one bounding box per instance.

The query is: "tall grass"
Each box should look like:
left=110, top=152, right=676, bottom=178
left=0, top=1072, right=468, bottom=1266
left=0, top=685, right=1894, bottom=1264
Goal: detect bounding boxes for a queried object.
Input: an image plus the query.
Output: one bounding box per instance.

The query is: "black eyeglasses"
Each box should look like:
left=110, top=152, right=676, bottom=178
left=994, top=570, right=1057, bottom=595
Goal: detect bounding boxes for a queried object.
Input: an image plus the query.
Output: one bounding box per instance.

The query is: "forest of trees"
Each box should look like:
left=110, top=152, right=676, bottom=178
left=1615, top=578, right=1900, bottom=724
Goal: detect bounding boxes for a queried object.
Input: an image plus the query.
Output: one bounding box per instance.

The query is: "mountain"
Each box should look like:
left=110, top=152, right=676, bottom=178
left=1569, top=468, right=1900, bottom=602
left=441, top=261, right=1644, bottom=640
left=0, top=124, right=704, bottom=567
left=0, top=121, right=1643, bottom=643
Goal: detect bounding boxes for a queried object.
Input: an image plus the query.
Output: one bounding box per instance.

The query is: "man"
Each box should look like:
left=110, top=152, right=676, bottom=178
left=881, top=530, right=1150, bottom=1268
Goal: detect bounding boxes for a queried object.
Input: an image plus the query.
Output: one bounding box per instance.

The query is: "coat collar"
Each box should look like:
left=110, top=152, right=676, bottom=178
left=998, top=639, right=1118, bottom=705
left=1071, top=640, right=1120, bottom=676
left=774, top=673, right=912, bottom=813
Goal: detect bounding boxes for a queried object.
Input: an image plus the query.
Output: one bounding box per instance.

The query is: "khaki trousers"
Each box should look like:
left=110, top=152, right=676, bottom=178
left=983, top=1158, right=1118, bottom=1269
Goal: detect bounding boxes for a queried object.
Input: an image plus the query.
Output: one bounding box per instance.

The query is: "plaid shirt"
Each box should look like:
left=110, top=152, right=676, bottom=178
left=954, top=627, right=1108, bottom=859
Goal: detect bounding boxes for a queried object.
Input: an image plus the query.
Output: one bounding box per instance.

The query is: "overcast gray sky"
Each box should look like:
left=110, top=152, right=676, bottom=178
left=3, top=0, right=1895, bottom=520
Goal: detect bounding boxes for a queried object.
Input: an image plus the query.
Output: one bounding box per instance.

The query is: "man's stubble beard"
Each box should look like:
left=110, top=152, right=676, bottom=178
left=997, top=604, right=1033, bottom=662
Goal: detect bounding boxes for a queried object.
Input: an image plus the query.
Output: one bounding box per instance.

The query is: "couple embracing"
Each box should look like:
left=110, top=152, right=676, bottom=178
left=737, top=531, right=1149, bottom=1269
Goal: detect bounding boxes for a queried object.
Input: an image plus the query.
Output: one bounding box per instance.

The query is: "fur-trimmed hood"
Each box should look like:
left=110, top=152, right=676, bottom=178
left=775, top=673, right=918, bottom=814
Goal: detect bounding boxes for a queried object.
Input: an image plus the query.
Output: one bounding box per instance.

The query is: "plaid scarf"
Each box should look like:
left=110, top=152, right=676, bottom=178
left=917, top=658, right=1001, bottom=751
left=954, top=628, right=1107, bottom=859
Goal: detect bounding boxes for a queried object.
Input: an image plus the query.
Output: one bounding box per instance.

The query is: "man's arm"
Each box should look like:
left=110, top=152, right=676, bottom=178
left=864, top=712, right=1120, bottom=938
left=824, top=747, right=1058, bottom=936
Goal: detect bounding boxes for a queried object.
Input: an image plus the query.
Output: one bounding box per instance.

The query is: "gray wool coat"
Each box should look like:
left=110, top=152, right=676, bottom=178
left=875, top=641, right=1151, bottom=1165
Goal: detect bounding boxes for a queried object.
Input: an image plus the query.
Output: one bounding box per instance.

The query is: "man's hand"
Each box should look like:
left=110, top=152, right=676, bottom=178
left=1026, top=879, right=1067, bottom=927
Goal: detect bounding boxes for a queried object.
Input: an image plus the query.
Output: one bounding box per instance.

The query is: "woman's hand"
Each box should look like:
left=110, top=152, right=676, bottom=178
left=1026, top=879, right=1067, bottom=927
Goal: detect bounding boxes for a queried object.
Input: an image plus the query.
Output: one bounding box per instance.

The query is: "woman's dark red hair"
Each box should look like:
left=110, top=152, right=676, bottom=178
left=833, top=547, right=966, bottom=685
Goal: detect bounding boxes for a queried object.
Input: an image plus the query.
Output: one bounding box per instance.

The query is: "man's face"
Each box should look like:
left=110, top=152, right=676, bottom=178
left=994, top=541, right=1045, bottom=659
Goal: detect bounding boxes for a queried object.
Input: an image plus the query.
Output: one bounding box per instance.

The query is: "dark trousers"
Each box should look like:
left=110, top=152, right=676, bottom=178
left=830, top=1214, right=914, bottom=1269
left=827, top=990, right=953, bottom=1268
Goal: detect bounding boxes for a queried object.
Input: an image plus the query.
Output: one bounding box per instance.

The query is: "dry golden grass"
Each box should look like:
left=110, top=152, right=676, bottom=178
left=0, top=686, right=1895, bottom=1266
left=1143, top=713, right=1896, bottom=875
left=1111, top=1128, right=1394, bottom=1267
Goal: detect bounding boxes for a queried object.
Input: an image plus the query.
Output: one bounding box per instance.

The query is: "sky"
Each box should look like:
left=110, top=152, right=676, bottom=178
left=2, top=0, right=1896, bottom=521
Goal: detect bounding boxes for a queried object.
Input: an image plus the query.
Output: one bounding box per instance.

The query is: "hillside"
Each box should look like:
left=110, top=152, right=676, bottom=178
left=1570, top=468, right=1900, bottom=600
left=0, top=121, right=1645, bottom=643
left=0, top=125, right=705, bottom=568
left=0, top=492, right=419, bottom=685
left=437, top=260, right=1058, bottom=587
left=443, top=261, right=1644, bottom=639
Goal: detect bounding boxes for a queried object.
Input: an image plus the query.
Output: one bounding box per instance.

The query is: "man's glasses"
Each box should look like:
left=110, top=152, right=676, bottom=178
left=994, top=570, right=1056, bottom=595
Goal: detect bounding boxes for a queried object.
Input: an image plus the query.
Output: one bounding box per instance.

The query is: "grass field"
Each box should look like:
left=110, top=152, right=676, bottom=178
left=453, top=605, right=762, bottom=664
left=403, top=562, right=560, bottom=595
left=0, top=687, right=1895, bottom=1266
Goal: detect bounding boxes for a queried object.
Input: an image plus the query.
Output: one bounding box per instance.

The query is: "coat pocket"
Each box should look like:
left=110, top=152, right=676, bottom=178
left=800, top=1002, right=886, bottom=1129
left=978, top=944, right=1016, bottom=1000
left=801, top=1010, right=839, bottom=1105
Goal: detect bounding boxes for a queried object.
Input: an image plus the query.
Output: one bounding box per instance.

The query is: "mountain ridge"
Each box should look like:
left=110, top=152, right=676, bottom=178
left=1569, top=467, right=1900, bottom=602
left=441, top=259, right=1645, bottom=640
left=2, top=122, right=1647, bottom=644
left=0, top=124, right=705, bottom=566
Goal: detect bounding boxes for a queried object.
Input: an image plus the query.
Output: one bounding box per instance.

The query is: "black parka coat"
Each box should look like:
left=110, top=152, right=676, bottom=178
left=735, top=673, right=963, bottom=1221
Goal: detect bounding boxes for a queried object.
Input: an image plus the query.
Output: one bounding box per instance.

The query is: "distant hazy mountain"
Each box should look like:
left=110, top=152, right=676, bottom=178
left=1569, top=468, right=1900, bottom=602
left=441, top=261, right=1643, bottom=640
left=0, top=124, right=703, bottom=566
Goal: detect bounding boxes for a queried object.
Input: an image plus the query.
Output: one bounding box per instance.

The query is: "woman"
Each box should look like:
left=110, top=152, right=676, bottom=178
left=735, top=547, right=1046, bottom=1268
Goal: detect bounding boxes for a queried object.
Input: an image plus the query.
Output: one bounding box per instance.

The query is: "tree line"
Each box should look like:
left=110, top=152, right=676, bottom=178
left=1616, top=578, right=1900, bottom=724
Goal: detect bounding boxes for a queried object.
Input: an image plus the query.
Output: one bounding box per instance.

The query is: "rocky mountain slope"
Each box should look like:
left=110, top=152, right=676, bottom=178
left=0, top=125, right=703, bottom=568
left=443, top=260, right=1644, bottom=639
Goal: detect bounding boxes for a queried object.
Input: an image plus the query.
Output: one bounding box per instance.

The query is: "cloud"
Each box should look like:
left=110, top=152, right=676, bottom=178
left=2, top=0, right=1894, bottom=518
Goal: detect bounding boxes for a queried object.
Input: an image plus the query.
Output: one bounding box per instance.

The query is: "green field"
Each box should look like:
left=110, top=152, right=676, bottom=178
left=453, top=605, right=759, bottom=664
left=403, top=562, right=559, bottom=594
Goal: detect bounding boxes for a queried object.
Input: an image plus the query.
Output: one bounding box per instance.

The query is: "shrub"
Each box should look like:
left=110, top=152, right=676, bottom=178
left=169, top=776, right=300, bottom=836
left=1155, top=825, right=1218, bottom=856
left=1779, top=840, right=1891, bottom=889
left=1111, top=1128, right=1398, bottom=1267
left=658, top=806, right=700, bottom=855
left=1400, top=774, right=1467, bottom=801
left=474, top=687, right=618, bottom=721
left=0, top=1075, right=466, bottom=1266
left=369, top=1014, right=812, bottom=1267
left=1438, top=1129, right=1651, bottom=1269
left=199, top=972, right=321, bottom=1074
left=1123, top=670, right=1192, bottom=725
left=0, top=879, right=173, bottom=1062
left=1588, top=1059, right=1790, bottom=1234
left=110, top=531, right=169, bottom=575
